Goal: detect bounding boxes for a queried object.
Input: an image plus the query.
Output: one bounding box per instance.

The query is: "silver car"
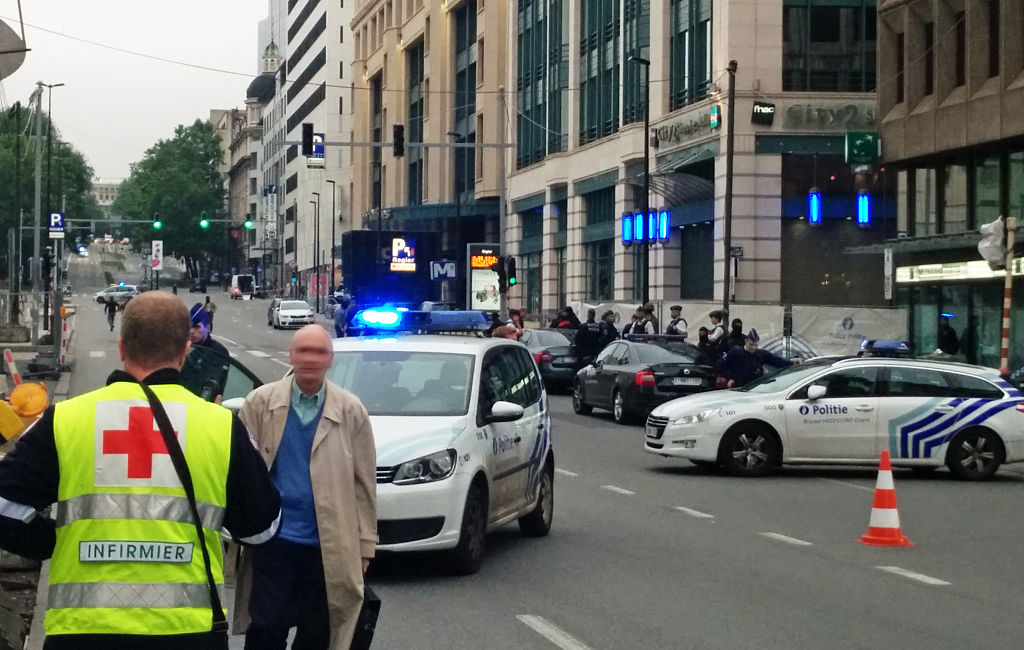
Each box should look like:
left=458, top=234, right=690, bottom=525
left=273, top=300, right=314, bottom=329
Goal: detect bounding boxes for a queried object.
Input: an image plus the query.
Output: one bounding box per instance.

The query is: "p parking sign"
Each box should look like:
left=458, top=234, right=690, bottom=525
left=49, top=212, right=65, bottom=239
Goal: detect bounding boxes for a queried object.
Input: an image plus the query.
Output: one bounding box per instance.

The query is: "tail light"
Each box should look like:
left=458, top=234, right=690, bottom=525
left=634, top=370, right=656, bottom=387
left=535, top=351, right=552, bottom=364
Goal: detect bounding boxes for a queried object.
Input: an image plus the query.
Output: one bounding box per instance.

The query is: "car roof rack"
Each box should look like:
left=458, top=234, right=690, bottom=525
left=350, top=308, right=492, bottom=335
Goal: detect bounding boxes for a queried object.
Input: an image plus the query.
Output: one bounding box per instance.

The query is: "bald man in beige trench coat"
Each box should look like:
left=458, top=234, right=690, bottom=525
left=232, top=326, right=377, bottom=649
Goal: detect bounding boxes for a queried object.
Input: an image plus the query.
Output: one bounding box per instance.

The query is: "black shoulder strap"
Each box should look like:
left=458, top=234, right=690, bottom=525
left=135, top=381, right=229, bottom=633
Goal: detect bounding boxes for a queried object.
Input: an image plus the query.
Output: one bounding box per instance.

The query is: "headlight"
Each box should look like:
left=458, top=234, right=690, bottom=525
left=393, top=450, right=458, bottom=485
left=671, top=408, right=720, bottom=426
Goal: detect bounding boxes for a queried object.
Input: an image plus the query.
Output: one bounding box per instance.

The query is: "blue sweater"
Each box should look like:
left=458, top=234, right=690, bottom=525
left=270, top=404, right=323, bottom=546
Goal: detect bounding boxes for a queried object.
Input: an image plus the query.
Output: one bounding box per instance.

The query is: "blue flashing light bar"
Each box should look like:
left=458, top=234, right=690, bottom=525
left=622, top=213, right=634, bottom=244
left=657, top=210, right=670, bottom=242
left=358, top=309, right=401, bottom=327
left=352, top=309, right=492, bottom=334
left=856, top=191, right=871, bottom=226
left=808, top=190, right=822, bottom=225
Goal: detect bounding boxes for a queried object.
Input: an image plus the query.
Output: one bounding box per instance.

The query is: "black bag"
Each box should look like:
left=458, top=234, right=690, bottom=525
left=350, top=584, right=381, bottom=650
left=136, top=381, right=230, bottom=649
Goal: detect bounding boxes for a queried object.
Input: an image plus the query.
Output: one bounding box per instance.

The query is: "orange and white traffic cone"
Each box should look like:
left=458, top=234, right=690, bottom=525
left=859, top=450, right=913, bottom=547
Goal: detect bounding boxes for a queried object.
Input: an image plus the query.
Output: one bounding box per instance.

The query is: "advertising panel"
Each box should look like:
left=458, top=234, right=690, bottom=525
left=467, top=243, right=500, bottom=311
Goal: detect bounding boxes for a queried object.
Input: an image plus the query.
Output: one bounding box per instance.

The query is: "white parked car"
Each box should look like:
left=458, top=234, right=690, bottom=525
left=331, top=310, right=554, bottom=573
left=273, top=300, right=314, bottom=329
left=645, top=357, right=1024, bottom=480
left=93, top=284, right=138, bottom=304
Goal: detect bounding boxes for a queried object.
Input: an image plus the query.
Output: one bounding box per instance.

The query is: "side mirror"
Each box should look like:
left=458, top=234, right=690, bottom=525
left=221, top=397, right=246, bottom=411
left=807, top=384, right=827, bottom=401
left=487, top=400, right=524, bottom=423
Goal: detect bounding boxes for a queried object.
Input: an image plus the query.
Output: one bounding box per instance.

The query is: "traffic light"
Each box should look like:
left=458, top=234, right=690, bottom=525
left=301, top=123, right=314, bottom=156
left=244, top=215, right=254, bottom=229
left=392, top=124, right=405, bottom=157
left=152, top=213, right=162, bottom=230
left=199, top=217, right=209, bottom=229
left=291, top=272, right=298, bottom=284
left=506, top=256, right=517, bottom=286
left=491, top=258, right=507, bottom=292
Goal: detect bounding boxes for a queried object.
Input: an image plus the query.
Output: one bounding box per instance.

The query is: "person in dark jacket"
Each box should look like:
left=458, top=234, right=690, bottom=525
left=104, top=297, right=118, bottom=331
left=189, top=302, right=229, bottom=359
left=725, top=318, right=746, bottom=350
left=665, top=305, right=688, bottom=336
left=717, top=330, right=794, bottom=388
left=598, top=310, right=619, bottom=348
left=694, top=326, right=718, bottom=366
left=563, top=306, right=582, bottom=329
left=574, top=308, right=603, bottom=365
left=937, top=315, right=960, bottom=355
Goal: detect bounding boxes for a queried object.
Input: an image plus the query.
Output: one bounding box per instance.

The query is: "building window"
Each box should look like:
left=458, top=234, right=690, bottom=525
left=407, top=40, right=425, bottom=206
left=923, top=23, right=933, bottom=95
left=914, top=167, right=937, bottom=236
left=521, top=209, right=543, bottom=239
left=556, top=246, right=567, bottom=310
left=453, top=1, right=477, bottom=204
left=584, top=187, right=615, bottom=226
left=522, top=252, right=541, bottom=316
left=371, top=74, right=383, bottom=210
left=623, top=0, right=649, bottom=124
left=586, top=240, right=614, bottom=301
left=670, top=0, right=712, bottom=109
left=988, top=0, right=1000, bottom=78
left=975, top=155, right=1001, bottom=229
left=579, top=0, right=620, bottom=145
left=955, top=11, right=966, bottom=87
left=943, top=163, right=968, bottom=234
left=896, top=32, right=904, bottom=103
left=516, top=0, right=568, bottom=168
left=782, top=0, right=876, bottom=92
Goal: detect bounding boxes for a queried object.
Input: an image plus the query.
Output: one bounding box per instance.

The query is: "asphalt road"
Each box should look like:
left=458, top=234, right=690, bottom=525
left=60, top=249, right=1024, bottom=649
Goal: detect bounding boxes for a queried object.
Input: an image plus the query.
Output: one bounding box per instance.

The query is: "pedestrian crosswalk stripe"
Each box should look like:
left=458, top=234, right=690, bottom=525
left=89, top=351, right=105, bottom=358
left=759, top=532, right=813, bottom=546
left=247, top=350, right=270, bottom=358
left=876, top=566, right=950, bottom=586
left=601, top=485, right=635, bottom=496
left=516, top=615, right=593, bottom=650
left=674, top=506, right=714, bottom=519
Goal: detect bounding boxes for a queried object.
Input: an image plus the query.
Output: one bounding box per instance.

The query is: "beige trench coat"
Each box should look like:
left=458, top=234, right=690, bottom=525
left=232, top=377, right=377, bottom=648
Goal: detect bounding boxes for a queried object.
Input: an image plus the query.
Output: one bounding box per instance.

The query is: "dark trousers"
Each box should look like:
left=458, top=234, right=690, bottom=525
left=244, top=536, right=330, bottom=650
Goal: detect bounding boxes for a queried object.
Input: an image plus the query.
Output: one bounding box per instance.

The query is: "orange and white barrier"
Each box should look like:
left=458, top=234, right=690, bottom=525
left=2, top=349, right=22, bottom=386
left=859, top=450, right=913, bottom=547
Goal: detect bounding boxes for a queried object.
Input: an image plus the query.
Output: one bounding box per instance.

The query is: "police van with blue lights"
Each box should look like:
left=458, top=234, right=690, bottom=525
left=328, top=307, right=554, bottom=573
left=644, top=354, right=1024, bottom=480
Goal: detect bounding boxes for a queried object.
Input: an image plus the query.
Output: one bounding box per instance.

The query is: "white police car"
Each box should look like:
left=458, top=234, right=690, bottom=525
left=645, top=356, right=1024, bottom=480
left=330, top=309, right=554, bottom=573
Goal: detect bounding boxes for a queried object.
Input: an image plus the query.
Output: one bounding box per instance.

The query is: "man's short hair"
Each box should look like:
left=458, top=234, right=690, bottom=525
left=122, top=292, right=190, bottom=367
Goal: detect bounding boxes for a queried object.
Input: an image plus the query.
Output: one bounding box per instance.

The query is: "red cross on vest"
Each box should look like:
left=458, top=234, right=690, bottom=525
left=101, top=406, right=176, bottom=479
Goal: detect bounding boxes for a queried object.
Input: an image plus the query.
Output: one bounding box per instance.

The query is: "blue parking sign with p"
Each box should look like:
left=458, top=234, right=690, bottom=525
left=49, top=212, right=65, bottom=239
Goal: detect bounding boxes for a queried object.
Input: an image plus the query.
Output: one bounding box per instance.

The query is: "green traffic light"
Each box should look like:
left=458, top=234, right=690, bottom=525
left=508, top=277, right=517, bottom=286
left=199, top=218, right=209, bottom=229
left=244, top=220, right=254, bottom=229
left=153, top=220, right=162, bottom=230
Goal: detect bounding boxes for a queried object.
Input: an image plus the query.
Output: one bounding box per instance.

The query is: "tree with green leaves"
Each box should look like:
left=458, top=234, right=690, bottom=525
left=113, top=119, right=232, bottom=275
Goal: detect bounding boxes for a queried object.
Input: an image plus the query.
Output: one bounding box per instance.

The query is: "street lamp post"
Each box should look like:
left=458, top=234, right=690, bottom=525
left=326, top=179, right=337, bottom=294
left=722, top=60, right=738, bottom=314
left=311, top=191, right=321, bottom=313
left=628, top=56, right=651, bottom=304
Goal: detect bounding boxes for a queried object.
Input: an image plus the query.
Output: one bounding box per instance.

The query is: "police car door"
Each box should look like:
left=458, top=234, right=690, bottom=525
left=478, top=347, right=529, bottom=520
left=502, top=346, right=546, bottom=513
left=785, top=366, right=880, bottom=459
left=876, top=366, right=962, bottom=461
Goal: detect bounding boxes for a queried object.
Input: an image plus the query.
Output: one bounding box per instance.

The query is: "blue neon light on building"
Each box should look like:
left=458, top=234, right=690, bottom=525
left=808, top=190, right=822, bottom=225
left=856, top=192, right=871, bottom=226
left=622, top=213, right=634, bottom=244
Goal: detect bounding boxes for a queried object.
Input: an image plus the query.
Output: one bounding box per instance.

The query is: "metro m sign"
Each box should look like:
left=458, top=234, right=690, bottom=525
left=430, top=260, right=457, bottom=280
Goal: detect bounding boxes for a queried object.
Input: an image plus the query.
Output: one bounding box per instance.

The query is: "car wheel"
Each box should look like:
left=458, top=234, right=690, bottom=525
left=946, top=428, right=1004, bottom=481
left=518, top=460, right=554, bottom=537
left=572, top=380, right=592, bottom=415
left=448, top=482, right=487, bottom=575
left=612, top=389, right=632, bottom=425
left=720, top=424, right=778, bottom=477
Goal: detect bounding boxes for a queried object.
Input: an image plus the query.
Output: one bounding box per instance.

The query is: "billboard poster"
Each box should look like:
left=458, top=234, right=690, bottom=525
left=467, top=243, right=500, bottom=311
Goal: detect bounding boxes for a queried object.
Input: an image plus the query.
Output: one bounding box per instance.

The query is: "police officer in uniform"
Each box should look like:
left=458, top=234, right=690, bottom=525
left=573, top=308, right=604, bottom=366
left=0, top=291, right=281, bottom=650
left=665, top=305, right=688, bottom=337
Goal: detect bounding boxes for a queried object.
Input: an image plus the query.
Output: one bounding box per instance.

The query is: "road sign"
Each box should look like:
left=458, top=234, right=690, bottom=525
left=307, top=133, right=325, bottom=169
left=151, top=240, right=164, bottom=271
left=845, top=132, right=880, bottom=165
left=430, top=260, right=457, bottom=280
left=48, top=212, right=65, bottom=239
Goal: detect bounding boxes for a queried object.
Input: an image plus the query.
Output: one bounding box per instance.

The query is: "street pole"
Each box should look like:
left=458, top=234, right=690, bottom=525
left=312, top=191, right=321, bottom=312
left=498, top=85, right=508, bottom=316
left=722, top=60, right=738, bottom=315
left=999, top=217, right=1018, bottom=376
left=32, top=82, right=43, bottom=294
left=641, top=61, right=651, bottom=305
left=326, top=179, right=336, bottom=293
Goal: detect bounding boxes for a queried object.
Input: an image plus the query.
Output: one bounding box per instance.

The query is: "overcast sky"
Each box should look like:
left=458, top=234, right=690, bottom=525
left=0, top=0, right=267, bottom=181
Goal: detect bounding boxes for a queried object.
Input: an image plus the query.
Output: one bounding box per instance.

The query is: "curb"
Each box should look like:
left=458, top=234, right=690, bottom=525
left=24, top=561, right=47, bottom=650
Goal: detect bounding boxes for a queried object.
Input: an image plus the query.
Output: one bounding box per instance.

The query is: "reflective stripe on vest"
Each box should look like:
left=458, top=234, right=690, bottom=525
left=56, top=493, right=225, bottom=531
left=50, top=581, right=224, bottom=610
left=47, top=382, right=232, bottom=637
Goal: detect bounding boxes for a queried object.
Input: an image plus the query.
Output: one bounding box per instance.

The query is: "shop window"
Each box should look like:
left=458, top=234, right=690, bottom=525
left=974, top=156, right=1001, bottom=230
left=1009, top=152, right=1024, bottom=221
left=943, top=164, right=968, bottom=234
left=914, top=168, right=938, bottom=236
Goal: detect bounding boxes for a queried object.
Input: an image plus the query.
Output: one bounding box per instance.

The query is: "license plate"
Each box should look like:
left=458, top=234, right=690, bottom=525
left=562, top=357, right=577, bottom=364
left=646, top=425, right=658, bottom=437
left=672, top=377, right=702, bottom=386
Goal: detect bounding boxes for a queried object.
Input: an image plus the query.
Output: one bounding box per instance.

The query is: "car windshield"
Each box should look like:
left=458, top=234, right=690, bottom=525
left=528, top=330, right=573, bottom=348
left=328, top=351, right=474, bottom=416
left=281, top=301, right=309, bottom=310
left=735, top=359, right=836, bottom=393
left=635, top=344, right=695, bottom=364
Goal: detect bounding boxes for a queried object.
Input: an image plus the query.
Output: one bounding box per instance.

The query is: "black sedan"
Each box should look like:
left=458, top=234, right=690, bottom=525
left=572, top=339, right=717, bottom=424
left=520, top=328, right=577, bottom=391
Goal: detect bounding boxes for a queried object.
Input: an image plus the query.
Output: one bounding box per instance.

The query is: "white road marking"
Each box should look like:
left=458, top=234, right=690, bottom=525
left=229, top=352, right=238, bottom=358
left=246, top=350, right=270, bottom=358
left=217, top=336, right=238, bottom=346
left=516, top=615, right=593, bottom=650
left=89, top=351, right=105, bottom=358
left=271, top=358, right=292, bottom=368
left=554, top=468, right=578, bottom=477
left=819, top=477, right=874, bottom=492
left=876, top=566, right=950, bottom=586
left=674, top=506, right=714, bottom=519
left=759, top=532, right=813, bottom=546
left=601, top=485, right=635, bottom=496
